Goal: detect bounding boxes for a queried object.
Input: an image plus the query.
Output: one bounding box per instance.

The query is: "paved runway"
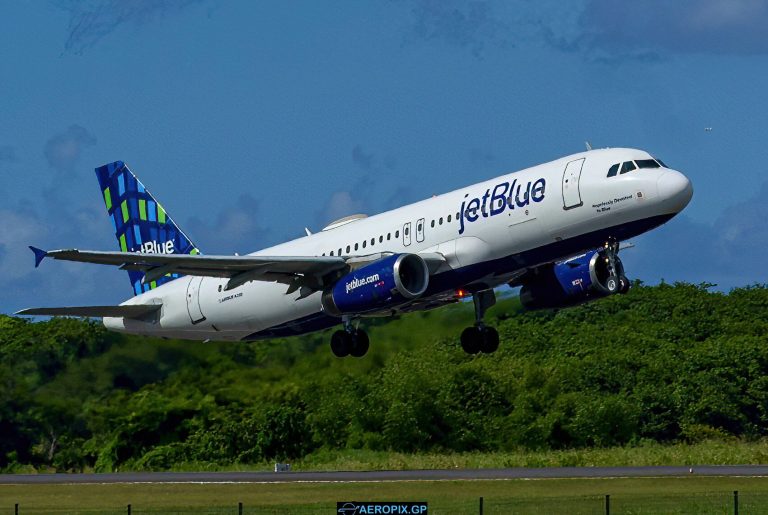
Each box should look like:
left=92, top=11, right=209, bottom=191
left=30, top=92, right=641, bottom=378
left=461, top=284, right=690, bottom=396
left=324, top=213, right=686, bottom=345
left=2, top=466, right=768, bottom=484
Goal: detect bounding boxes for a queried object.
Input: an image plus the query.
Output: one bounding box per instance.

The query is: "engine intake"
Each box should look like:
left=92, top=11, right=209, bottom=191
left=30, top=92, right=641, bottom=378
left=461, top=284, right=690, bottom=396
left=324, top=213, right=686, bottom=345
left=322, top=253, right=429, bottom=316
left=519, top=249, right=624, bottom=310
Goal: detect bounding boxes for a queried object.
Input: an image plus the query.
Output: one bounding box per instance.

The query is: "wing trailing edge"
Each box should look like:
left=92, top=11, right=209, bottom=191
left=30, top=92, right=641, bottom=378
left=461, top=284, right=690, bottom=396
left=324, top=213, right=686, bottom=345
left=15, top=304, right=162, bottom=319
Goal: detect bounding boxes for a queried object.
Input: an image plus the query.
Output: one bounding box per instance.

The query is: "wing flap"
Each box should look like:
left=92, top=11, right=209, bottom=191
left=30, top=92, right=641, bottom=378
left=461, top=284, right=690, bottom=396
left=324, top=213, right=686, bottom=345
left=16, top=304, right=162, bottom=319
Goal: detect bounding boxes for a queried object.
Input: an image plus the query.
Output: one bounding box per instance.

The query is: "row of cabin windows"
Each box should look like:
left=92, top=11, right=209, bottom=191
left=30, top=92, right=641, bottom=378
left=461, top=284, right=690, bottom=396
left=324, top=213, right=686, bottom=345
left=430, top=212, right=461, bottom=228
left=321, top=211, right=462, bottom=256
left=322, top=230, right=400, bottom=256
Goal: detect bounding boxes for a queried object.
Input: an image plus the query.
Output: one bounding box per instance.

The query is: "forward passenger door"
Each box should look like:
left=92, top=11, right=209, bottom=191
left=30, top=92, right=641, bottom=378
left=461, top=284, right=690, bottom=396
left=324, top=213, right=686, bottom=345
left=562, top=158, right=585, bottom=210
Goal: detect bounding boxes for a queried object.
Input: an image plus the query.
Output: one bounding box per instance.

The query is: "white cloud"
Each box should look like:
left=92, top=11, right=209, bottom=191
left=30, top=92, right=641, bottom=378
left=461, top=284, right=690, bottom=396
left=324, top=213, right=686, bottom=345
left=577, top=0, right=768, bottom=57
left=0, top=209, right=49, bottom=281
left=186, top=194, right=270, bottom=254
left=624, top=181, right=768, bottom=288
left=44, top=125, right=97, bottom=173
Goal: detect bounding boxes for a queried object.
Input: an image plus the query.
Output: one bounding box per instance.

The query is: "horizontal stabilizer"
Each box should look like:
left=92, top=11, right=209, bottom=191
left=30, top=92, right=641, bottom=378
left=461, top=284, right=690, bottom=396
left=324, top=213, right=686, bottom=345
left=15, top=304, right=161, bottom=319
left=29, top=246, right=48, bottom=268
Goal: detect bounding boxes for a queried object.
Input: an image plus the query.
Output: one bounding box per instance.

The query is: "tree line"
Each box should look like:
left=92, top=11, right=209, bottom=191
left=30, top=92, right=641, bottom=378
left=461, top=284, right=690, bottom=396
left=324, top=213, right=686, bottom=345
left=1, top=282, right=767, bottom=472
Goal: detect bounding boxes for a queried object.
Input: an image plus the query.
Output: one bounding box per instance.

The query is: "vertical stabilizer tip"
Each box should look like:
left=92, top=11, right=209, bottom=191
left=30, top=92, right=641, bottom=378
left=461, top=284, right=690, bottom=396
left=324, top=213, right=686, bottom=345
left=29, top=246, right=48, bottom=268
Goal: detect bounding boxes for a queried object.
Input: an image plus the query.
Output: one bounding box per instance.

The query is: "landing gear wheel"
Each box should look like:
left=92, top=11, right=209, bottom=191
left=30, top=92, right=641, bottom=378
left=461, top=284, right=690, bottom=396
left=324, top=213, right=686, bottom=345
left=480, top=326, right=499, bottom=354
left=602, top=237, right=628, bottom=296
left=460, top=289, right=500, bottom=355
left=350, top=329, right=370, bottom=358
left=461, top=327, right=482, bottom=354
left=619, top=275, right=630, bottom=294
left=330, top=330, right=351, bottom=357
left=606, top=275, right=620, bottom=294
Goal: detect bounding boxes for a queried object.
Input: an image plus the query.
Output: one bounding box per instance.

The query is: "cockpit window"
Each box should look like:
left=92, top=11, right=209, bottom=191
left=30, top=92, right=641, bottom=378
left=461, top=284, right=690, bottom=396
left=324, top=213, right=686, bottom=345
left=607, top=163, right=619, bottom=177
left=620, top=161, right=637, bottom=174
left=636, top=159, right=661, bottom=169
left=655, top=158, right=668, bottom=168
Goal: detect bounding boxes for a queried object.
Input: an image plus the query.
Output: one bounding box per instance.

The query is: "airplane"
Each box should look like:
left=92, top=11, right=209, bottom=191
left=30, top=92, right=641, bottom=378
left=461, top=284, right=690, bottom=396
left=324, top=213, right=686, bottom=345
left=18, top=148, right=693, bottom=357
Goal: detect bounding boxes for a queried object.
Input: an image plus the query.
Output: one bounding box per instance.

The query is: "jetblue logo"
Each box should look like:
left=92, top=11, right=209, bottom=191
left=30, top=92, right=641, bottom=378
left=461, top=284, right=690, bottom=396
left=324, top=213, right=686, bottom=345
left=346, top=273, right=381, bottom=294
left=139, top=240, right=175, bottom=254
left=458, top=178, right=546, bottom=234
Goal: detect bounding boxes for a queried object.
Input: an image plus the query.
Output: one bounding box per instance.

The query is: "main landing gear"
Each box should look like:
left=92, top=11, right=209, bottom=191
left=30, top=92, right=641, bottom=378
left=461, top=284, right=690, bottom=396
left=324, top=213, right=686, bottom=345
left=604, top=238, right=630, bottom=295
left=460, top=289, right=499, bottom=355
left=330, top=317, right=370, bottom=358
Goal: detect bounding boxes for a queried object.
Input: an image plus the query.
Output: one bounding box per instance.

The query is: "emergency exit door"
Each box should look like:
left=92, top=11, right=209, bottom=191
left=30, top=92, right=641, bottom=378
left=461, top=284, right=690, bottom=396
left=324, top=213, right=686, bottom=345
left=416, top=218, right=425, bottom=243
left=403, top=222, right=412, bottom=246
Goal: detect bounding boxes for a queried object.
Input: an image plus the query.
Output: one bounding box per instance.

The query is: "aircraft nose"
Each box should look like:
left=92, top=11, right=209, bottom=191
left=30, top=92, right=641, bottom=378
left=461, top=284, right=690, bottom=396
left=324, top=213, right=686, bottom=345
left=657, top=170, right=693, bottom=212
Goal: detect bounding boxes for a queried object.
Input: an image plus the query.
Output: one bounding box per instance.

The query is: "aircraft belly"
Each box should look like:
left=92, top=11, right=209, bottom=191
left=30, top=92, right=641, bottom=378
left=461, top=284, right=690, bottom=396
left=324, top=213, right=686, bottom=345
left=192, top=279, right=323, bottom=334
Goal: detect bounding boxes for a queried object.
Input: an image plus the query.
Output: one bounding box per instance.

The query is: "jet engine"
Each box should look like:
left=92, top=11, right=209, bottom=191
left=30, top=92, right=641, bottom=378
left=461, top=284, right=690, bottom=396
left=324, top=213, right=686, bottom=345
left=321, top=253, right=429, bottom=316
left=519, top=249, right=626, bottom=310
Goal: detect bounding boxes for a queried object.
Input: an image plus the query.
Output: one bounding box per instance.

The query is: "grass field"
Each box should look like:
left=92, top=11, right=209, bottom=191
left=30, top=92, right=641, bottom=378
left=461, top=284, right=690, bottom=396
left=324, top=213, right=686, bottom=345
left=287, top=440, right=768, bottom=471
left=147, top=439, right=768, bottom=473
left=3, top=477, right=768, bottom=514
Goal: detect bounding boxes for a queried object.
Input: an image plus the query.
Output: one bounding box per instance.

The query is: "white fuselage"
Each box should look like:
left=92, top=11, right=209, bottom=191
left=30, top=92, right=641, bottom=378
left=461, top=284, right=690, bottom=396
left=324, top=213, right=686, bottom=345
left=106, top=148, right=692, bottom=341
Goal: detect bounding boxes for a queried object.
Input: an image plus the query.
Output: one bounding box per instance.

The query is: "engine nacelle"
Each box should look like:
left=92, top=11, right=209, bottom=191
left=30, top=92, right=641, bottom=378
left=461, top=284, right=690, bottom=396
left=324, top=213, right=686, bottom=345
left=519, top=249, right=624, bottom=310
left=321, top=253, right=429, bottom=316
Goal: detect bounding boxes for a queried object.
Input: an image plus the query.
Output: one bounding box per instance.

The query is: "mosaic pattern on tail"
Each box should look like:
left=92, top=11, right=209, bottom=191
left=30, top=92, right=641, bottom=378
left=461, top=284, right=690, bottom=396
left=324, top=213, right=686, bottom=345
left=95, top=161, right=200, bottom=295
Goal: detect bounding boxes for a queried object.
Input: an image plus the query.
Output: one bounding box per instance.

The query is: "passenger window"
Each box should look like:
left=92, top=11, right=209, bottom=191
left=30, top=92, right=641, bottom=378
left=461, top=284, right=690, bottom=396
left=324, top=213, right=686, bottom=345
left=431, top=220, right=435, bottom=228
left=620, top=161, right=637, bottom=174
left=371, top=238, right=375, bottom=246
left=387, top=233, right=391, bottom=240
left=404, top=227, right=409, bottom=236
left=338, top=248, right=342, bottom=255
left=354, top=243, right=358, bottom=251
left=362, top=240, right=367, bottom=248
left=636, top=159, right=660, bottom=169
left=379, top=235, right=383, bottom=243
left=395, top=230, right=399, bottom=238
left=322, top=252, right=326, bottom=256
left=456, top=212, right=460, bottom=220
left=346, top=245, right=351, bottom=253
left=607, top=164, right=619, bottom=177
left=448, top=214, right=452, bottom=222
left=439, top=217, right=443, bottom=225
left=328, top=251, right=332, bottom=256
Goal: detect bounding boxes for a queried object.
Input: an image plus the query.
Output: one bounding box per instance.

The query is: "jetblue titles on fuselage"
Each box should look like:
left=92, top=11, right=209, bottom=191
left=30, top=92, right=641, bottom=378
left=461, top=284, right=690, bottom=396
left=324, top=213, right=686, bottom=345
left=458, top=177, right=546, bottom=234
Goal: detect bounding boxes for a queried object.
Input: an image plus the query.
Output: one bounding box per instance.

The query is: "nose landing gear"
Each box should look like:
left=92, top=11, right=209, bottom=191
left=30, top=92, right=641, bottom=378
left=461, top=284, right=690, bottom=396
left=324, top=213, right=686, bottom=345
left=604, top=238, right=630, bottom=295
left=460, top=289, right=500, bottom=354
left=330, top=317, right=370, bottom=358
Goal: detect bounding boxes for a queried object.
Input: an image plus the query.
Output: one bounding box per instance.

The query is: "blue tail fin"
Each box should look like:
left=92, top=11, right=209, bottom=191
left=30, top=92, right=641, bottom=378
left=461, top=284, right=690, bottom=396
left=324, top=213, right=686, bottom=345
left=95, top=161, right=200, bottom=296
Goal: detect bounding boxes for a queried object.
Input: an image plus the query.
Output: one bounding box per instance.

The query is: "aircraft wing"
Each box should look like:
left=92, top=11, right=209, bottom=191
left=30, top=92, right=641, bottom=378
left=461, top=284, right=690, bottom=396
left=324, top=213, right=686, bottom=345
left=29, top=246, right=349, bottom=292
left=16, top=304, right=161, bottom=319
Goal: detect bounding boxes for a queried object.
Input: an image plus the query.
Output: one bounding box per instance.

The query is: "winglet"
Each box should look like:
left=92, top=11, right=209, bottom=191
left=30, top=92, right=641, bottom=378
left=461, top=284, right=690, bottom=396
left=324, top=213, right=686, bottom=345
left=29, top=246, right=48, bottom=268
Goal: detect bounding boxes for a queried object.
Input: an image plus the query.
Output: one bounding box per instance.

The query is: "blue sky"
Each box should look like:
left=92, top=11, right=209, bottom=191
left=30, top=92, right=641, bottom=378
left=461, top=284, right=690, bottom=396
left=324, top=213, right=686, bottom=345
left=1, top=0, right=767, bottom=313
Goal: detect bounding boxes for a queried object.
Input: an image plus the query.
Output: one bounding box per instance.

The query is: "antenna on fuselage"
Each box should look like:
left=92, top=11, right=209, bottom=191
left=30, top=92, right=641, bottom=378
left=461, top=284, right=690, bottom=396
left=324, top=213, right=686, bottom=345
left=585, top=141, right=593, bottom=151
